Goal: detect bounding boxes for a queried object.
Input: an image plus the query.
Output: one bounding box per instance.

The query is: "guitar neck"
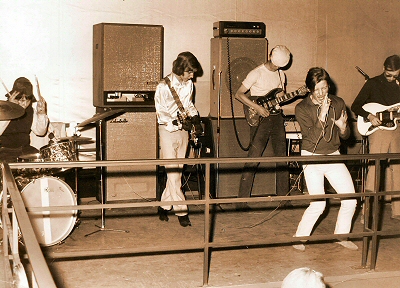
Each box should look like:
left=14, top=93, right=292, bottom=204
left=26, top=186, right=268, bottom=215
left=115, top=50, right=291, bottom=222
left=377, top=111, right=400, bottom=119
left=276, top=89, right=301, bottom=104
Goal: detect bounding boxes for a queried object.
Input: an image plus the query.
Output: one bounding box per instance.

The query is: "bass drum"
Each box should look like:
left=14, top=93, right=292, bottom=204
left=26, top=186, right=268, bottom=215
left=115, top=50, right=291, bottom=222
left=20, top=176, right=77, bottom=246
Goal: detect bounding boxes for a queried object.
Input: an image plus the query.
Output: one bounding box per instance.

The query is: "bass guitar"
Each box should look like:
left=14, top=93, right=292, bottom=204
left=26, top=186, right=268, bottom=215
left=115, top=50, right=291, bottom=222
left=244, top=85, right=309, bottom=126
left=357, top=102, right=400, bottom=136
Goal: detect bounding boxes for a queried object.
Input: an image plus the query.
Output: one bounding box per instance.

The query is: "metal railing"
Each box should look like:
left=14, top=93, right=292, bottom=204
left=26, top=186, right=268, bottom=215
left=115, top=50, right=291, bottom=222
left=2, top=153, right=400, bottom=287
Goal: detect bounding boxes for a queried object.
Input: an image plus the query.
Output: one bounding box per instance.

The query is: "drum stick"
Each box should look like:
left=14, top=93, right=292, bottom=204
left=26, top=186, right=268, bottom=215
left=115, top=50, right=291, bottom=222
left=0, top=77, right=12, bottom=98
left=34, top=75, right=44, bottom=101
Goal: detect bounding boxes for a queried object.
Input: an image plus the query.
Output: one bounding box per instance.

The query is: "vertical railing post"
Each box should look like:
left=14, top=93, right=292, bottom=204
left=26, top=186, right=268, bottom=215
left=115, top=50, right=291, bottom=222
left=203, top=162, right=211, bottom=286
left=370, top=159, right=381, bottom=270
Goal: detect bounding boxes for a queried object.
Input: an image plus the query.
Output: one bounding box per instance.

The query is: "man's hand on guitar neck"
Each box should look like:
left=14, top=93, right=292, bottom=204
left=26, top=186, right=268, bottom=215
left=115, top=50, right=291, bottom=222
left=367, top=113, right=382, bottom=126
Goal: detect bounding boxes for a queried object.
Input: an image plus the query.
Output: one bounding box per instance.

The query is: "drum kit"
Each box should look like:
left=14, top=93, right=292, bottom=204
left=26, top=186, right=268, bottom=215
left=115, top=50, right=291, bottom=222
left=0, top=100, right=123, bottom=246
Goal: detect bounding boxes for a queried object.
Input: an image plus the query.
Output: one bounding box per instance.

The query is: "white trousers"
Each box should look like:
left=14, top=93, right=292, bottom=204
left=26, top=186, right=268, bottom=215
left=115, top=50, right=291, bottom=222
left=295, top=150, right=357, bottom=237
left=158, top=125, right=188, bottom=216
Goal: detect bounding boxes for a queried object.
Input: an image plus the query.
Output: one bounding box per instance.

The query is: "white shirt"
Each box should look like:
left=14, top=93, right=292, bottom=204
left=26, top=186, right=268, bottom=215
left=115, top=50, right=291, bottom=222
left=154, top=73, right=198, bottom=132
left=242, top=64, right=286, bottom=96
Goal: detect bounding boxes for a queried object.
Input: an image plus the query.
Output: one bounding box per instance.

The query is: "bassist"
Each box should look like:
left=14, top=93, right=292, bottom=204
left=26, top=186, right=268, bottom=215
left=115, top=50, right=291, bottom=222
left=351, top=55, right=400, bottom=219
left=234, top=45, right=292, bottom=210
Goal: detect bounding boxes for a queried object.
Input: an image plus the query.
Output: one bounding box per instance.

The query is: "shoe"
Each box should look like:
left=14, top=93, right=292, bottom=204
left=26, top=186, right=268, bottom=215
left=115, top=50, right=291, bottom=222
left=336, top=240, right=358, bottom=250
left=178, top=215, right=192, bottom=227
left=292, top=244, right=305, bottom=251
left=235, top=203, right=251, bottom=212
left=158, top=207, right=169, bottom=222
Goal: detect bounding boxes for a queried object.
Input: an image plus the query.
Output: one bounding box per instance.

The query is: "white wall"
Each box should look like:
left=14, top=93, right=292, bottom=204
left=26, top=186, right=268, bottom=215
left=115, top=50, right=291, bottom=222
left=0, top=0, right=399, bottom=128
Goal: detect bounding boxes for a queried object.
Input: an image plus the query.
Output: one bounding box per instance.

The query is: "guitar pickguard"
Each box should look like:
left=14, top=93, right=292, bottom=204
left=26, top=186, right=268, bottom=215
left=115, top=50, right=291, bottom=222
left=357, top=102, right=400, bottom=136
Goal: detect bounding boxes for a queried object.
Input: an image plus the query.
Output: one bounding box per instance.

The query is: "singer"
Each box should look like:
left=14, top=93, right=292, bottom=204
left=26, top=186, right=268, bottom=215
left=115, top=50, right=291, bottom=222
left=292, top=67, right=358, bottom=252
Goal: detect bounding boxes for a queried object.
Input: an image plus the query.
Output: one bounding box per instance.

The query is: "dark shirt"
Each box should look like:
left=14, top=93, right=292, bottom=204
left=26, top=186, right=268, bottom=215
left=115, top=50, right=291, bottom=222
left=296, top=94, right=350, bottom=154
left=0, top=106, right=33, bottom=149
left=351, top=74, right=400, bottom=119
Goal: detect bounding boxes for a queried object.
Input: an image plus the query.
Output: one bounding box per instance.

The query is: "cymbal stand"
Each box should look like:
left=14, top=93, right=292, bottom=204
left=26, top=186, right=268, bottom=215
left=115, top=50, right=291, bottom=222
left=85, top=119, right=129, bottom=237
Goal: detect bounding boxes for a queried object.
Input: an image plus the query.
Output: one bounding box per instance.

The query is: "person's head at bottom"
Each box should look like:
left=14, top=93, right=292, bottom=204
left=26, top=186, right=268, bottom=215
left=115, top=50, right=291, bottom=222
left=281, top=267, right=326, bottom=288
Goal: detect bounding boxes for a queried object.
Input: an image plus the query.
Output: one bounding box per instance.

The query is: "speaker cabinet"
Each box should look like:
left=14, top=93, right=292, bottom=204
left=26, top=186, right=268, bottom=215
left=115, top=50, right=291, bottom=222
left=100, top=112, right=157, bottom=201
left=210, top=38, right=268, bottom=118
left=93, top=23, right=163, bottom=108
left=209, top=118, right=276, bottom=198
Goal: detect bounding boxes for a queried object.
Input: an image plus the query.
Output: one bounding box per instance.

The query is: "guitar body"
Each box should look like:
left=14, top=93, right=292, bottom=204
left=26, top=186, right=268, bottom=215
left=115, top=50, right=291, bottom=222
left=243, top=85, right=308, bottom=126
left=357, top=102, right=400, bottom=136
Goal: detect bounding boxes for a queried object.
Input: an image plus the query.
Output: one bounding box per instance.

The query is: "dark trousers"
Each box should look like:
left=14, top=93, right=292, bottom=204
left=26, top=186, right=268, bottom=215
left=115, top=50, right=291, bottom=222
left=238, top=113, right=289, bottom=197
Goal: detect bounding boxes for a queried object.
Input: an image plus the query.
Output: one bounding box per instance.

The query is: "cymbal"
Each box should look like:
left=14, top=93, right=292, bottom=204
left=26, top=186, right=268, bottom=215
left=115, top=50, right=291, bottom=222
left=77, top=109, right=125, bottom=127
left=0, top=100, right=25, bottom=120
left=58, top=136, right=93, bottom=142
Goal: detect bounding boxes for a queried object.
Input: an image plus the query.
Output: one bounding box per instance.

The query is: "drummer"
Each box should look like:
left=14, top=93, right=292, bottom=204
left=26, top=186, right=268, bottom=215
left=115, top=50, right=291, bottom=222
left=0, top=77, right=49, bottom=162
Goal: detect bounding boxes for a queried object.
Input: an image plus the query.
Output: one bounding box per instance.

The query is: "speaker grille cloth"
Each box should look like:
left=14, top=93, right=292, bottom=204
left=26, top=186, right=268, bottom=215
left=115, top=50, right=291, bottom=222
left=103, top=25, right=162, bottom=91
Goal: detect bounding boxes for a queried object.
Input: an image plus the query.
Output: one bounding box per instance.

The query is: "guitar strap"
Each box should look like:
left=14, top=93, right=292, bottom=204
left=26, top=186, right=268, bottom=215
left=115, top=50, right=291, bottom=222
left=163, top=76, right=186, bottom=115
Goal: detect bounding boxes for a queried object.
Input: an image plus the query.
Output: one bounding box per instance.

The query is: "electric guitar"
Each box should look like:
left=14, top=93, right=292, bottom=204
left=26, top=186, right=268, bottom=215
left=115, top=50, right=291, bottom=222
left=244, top=85, right=309, bottom=126
left=357, top=102, right=400, bottom=136
left=177, top=111, right=203, bottom=148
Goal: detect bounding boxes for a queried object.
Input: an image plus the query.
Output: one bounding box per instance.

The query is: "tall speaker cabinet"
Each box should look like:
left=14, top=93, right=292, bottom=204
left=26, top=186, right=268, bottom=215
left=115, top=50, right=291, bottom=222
left=93, top=22, right=161, bottom=201
left=209, top=37, right=276, bottom=198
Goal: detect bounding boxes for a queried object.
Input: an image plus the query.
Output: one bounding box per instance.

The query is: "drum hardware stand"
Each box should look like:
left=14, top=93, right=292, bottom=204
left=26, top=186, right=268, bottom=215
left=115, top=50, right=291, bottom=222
left=84, top=118, right=129, bottom=237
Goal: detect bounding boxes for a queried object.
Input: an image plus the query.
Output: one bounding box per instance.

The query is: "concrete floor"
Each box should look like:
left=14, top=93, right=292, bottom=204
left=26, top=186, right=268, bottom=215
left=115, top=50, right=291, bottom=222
left=4, top=193, right=399, bottom=288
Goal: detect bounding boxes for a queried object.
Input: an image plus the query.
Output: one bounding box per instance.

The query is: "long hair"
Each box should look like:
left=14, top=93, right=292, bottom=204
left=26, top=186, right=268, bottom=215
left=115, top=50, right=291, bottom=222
left=172, top=52, right=201, bottom=76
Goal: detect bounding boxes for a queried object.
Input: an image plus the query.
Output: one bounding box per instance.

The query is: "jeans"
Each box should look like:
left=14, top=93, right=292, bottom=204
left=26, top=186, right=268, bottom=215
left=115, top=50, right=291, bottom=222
left=238, top=113, right=289, bottom=198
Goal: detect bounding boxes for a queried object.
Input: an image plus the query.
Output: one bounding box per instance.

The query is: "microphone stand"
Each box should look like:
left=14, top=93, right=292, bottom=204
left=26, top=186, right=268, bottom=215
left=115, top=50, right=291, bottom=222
left=85, top=118, right=129, bottom=237
left=355, top=66, right=370, bottom=224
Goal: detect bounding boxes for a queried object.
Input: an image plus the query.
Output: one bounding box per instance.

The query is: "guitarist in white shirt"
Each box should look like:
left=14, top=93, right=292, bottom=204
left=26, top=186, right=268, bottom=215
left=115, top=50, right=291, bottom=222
left=351, top=55, right=400, bottom=220
left=234, top=45, right=291, bottom=210
left=155, top=52, right=203, bottom=227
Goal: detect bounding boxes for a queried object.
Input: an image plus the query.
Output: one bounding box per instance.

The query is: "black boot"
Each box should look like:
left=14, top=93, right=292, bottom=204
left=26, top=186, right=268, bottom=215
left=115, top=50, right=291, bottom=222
left=178, top=215, right=191, bottom=227
left=158, top=207, right=169, bottom=222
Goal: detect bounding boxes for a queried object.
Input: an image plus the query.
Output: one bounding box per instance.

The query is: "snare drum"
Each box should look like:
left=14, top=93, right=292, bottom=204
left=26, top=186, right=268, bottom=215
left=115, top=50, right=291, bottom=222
left=40, top=140, right=77, bottom=162
left=17, top=153, right=48, bottom=175
left=20, top=176, right=77, bottom=246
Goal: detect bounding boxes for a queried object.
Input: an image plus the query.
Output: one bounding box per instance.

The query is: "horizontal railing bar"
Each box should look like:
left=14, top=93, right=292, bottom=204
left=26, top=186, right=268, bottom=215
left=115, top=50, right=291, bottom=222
left=43, top=232, right=376, bottom=260
left=8, top=152, right=400, bottom=169
left=22, top=191, right=400, bottom=213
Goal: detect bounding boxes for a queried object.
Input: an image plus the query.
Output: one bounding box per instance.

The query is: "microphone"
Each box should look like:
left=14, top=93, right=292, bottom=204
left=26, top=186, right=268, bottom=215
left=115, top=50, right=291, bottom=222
left=355, top=66, right=370, bottom=80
